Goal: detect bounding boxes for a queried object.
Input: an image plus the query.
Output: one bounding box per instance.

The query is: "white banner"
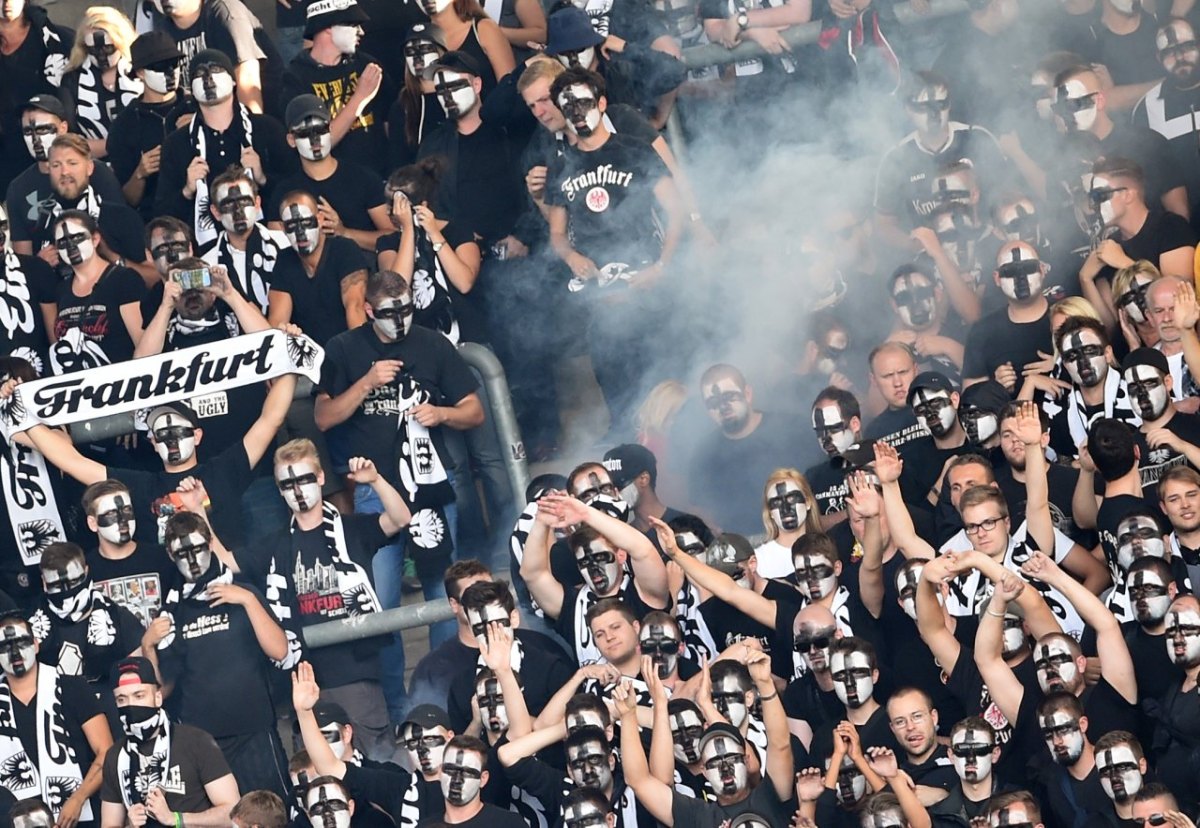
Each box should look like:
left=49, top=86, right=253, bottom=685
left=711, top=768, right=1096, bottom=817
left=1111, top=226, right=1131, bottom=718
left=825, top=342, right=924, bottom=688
left=0, top=330, right=323, bottom=439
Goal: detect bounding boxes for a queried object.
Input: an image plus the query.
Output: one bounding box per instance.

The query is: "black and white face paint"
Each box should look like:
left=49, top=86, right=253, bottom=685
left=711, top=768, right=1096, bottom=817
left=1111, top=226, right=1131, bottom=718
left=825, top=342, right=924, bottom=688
left=1166, top=607, right=1200, bottom=666
left=1123, top=365, right=1170, bottom=422
left=996, top=244, right=1044, bottom=302
left=831, top=755, right=867, bottom=807
left=1053, top=77, right=1098, bottom=131
left=142, top=57, right=181, bottom=94
left=1088, top=174, right=1125, bottom=227
left=1097, top=744, right=1143, bottom=802
left=440, top=748, right=484, bottom=806
left=669, top=707, right=704, bottom=764
left=704, top=381, right=751, bottom=435
left=556, top=47, right=596, bottom=70
left=475, top=676, right=508, bottom=735
left=768, top=480, right=809, bottom=531
left=94, top=492, right=136, bottom=544
left=1129, top=569, right=1171, bottom=626
left=276, top=462, right=321, bottom=514
left=1116, top=274, right=1154, bottom=323
left=433, top=70, right=478, bottom=119
left=911, top=388, right=957, bottom=438
left=908, top=83, right=950, bottom=134
left=318, top=723, right=347, bottom=760
left=862, top=807, right=905, bottom=828
left=43, top=556, right=88, bottom=598
left=21, top=116, right=58, bottom=162
left=574, top=538, right=620, bottom=595
left=572, top=471, right=618, bottom=506
left=932, top=204, right=978, bottom=271
left=959, top=405, right=999, bottom=447
left=565, top=709, right=606, bottom=735
left=11, top=806, right=53, bottom=828
left=892, top=273, right=937, bottom=330
left=567, top=739, right=612, bottom=791
left=997, top=200, right=1040, bottom=245
left=292, top=117, right=332, bottom=162
left=1033, top=639, right=1080, bottom=694
left=700, top=734, right=748, bottom=796
left=812, top=405, right=856, bottom=457
left=896, top=561, right=925, bottom=621
left=404, top=35, right=442, bottom=76
left=329, top=24, right=360, bottom=55
left=793, top=553, right=837, bottom=601
left=1109, top=0, right=1135, bottom=13
left=557, top=83, right=601, bottom=137
left=950, top=727, right=994, bottom=782
left=168, top=531, right=213, bottom=582
left=563, top=800, right=608, bottom=828
left=990, top=806, right=1035, bottom=828
left=830, top=649, right=874, bottom=708
left=466, top=602, right=511, bottom=649
left=215, top=182, right=256, bottom=235
left=793, top=623, right=835, bottom=672
left=305, top=783, right=351, bottom=828
left=283, top=202, right=321, bottom=254
left=191, top=63, right=235, bottom=105
left=151, top=412, right=196, bottom=465
left=0, top=619, right=35, bottom=677
left=1159, top=20, right=1200, bottom=83
left=1116, top=515, right=1166, bottom=572
left=420, top=0, right=453, bottom=14
left=711, top=673, right=750, bottom=727
left=1061, top=329, right=1108, bottom=388
left=150, top=233, right=190, bottom=276
left=0, top=202, right=8, bottom=249
left=1040, top=709, right=1084, bottom=766
left=401, top=724, right=447, bottom=775
left=55, top=219, right=94, bottom=267
left=371, top=295, right=415, bottom=341
left=674, top=531, right=706, bottom=557
left=1002, top=614, right=1027, bottom=659
left=815, top=329, right=849, bottom=376
left=85, top=28, right=118, bottom=69
left=639, top=622, right=680, bottom=679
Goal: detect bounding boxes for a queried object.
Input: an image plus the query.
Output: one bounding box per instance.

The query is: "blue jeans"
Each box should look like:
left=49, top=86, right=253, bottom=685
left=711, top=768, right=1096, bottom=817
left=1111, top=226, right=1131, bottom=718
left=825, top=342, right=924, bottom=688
left=355, top=482, right=458, bottom=723
left=275, top=25, right=306, bottom=64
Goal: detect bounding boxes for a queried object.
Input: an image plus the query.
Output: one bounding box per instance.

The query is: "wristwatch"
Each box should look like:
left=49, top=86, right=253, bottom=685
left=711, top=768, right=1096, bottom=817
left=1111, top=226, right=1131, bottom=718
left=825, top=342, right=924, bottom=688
left=432, top=241, right=445, bottom=253
left=735, top=6, right=749, bottom=29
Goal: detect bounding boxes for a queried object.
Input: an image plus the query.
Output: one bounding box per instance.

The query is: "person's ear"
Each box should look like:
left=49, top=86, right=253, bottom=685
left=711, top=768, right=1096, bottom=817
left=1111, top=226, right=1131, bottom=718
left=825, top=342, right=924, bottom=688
left=317, top=467, right=326, bottom=487
left=598, top=95, right=608, bottom=114
left=56, top=120, right=68, bottom=135
left=193, top=426, right=204, bottom=445
left=479, top=769, right=490, bottom=789
left=155, top=688, right=164, bottom=707
left=472, top=76, right=483, bottom=94
left=636, top=471, right=650, bottom=490
left=509, top=608, right=520, bottom=628
left=990, top=744, right=1001, bottom=763
left=86, top=514, right=98, bottom=532
left=950, top=391, right=961, bottom=409
left=1138, top=756, right=1147, bottom=775
left=1039, top=431, right=1050, bottom=449
left=632, top=619, right=641, bottom=636
left=743, top=384, right=753, bottom=405
left=346, top=799, right=355, bottom=818
left=1170, top=582, right=1180, bottom=599
left=286, top=132, right=296, bottom=149
left=993, top=269, right=1002, bottom=287
left=1077, top=714, right=1089, bottom=736
left=834, top=560, right=843, bottom=578
left=850, top=415, right=862, bottom=434
left=1166, top=373, right=1175, bottom=395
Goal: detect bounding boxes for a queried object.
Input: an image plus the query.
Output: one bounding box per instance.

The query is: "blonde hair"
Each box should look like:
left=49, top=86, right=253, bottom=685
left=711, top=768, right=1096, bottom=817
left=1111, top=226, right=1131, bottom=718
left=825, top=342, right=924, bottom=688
left=635, top=380, right=688, bottom=439
left=1112, top=260, right=1162, bottom=308
left=760, top=468, right=822, bottom=541
left=1049, top=296, right=1101, bottom=355
left=516, top=56, right=565, bottom=94
left=274, top=438, right=322, bottom=471
left=68, top=6, right=138, bottom=72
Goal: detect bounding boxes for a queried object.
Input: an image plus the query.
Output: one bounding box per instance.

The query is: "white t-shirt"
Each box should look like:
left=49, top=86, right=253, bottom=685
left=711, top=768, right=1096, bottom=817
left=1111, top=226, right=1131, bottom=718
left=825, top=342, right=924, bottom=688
left=753, top=539, right=794, bottom=579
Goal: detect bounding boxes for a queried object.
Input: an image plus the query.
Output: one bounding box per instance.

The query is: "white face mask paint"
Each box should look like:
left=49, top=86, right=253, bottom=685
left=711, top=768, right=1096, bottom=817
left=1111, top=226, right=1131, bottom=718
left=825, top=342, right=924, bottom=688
left=567, top=740, right=613, bottom=791
left=1001, top=615, right=1027, bottom=659
left=22, top=116, right=57, bottom=162
left=951, top=728, right=994, bottom=783
left=896, top=562, right=924, bottom=621
left=669, top=708, right=704, bottom=764
left=574, top=538, right=621, bottom=595
left=329, top=24, right=359, bottom=55
left=1109, top=0, right=1135, bottom=13
left=151, top=412, right=197, bottom=465
left=911, top=388, right=957, bottom=438
left=94, top=492, right=136, bottom=544
left=831, top=755, right=867, bottom=806
left=371, top=295, right=415, bottom=341
left=440, top=748, right=484, bottom=805
left=1166, top=607, right=1200, bottom=666
left=276, top=461, right=322, bottom=514
left=305, top=783, right=352, bottom=828
left=0, top=620, right=36, bottom=678
left=767, top=480, right=808, bottom=532
left=565, top=710, right=605, bottom=735
left=1033, top=639, right=1080, bottom=694
left=433, top=70, right=478, bottom=119
left=991, top=807, right=1033, bottom=828
left=1116, top=515, right=1166, bottom=571
left=557, top=47, right=596, bottom=70
left=401, top=724, right=447, bottom=775
left=168, top=531, right=213, bottom=582
left=700, top=734, right=748, bottom=795
left=319, top=725, right=347, bottom=761
left=142, top=62, right=180, bottom=94
left=475, top=676, right=509, bottom=734
left=1060, top=329, right=1108, bottom=389
left=639, top=622, right=681, bottom=679
left=812, top=404, right=857, bottom=457
left=711, top=674, right=750, bottom=727
left=1055, top=77, right=1098, bottom=131
left=1089, top=174, right=1123, bottom=227
left=1040, top=709, right=1085, bottom=766
left=404, top=36, right=441, bottom=76
left=55, top=219, right=94, bottom=267
left=191, top=65, right=235, bottom=105
left=292, top=120, right=333, bottom=162
left=1096, top=744, right=1143, bottom=802
left=891, top=274, right=937, bottom=330
left=421, top=0, right=453, bottom=14
left=563, top=802, right=609, bottom=828
left=214, top=182, right=256, bottom=235
left=557, top=83, right=601, bottom=137
left=466, top=602, right=511, bottom=649
left=1129, top=569, right=1171, bottom=626
left=282, top=202, right=322, bottom=254
left=996, top=242, right=1044, bottom=302
left=793, top=552, right=837, bottom=601
left=830, top=650, right=875, bottom=709
left=1124, top=364, right=1171, bottom=422
left=11, top=809, right=53, bottom=828
left=908, top=84, right=951, bottom=135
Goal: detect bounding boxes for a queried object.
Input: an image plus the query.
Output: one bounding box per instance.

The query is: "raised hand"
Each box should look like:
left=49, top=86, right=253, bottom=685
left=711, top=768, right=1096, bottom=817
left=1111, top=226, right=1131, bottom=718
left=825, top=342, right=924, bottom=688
left=872, top=441, right=903, bottom=484
left=292, top=661, right=321, bottom=712
left=866, top=746, right=898, bottom=778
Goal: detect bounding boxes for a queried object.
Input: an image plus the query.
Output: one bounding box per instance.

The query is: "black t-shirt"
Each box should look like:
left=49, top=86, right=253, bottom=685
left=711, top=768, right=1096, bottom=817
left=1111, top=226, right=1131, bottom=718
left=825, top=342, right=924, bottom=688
left=1090, top=11, right=1164, bottom=85
left=1133, top=80, right=1200, bottom=219
left=963, top=304, right=1054, bottom=382
left=101, top=723, right=233, bottom=812
left=700, top=591, right=797, bottom=680
left=0, top=7, right=72, bottom=191
left=1097, top=493, right=1163, bottom=574
left=417, top=120, right=522, bottom=245
left=1099, top=208, right=1197, bottom=284
left=269, top=160, right=387, bottom=230
left=0, top=251, right=57, bottom=372
left=33, top=597, right=144, bottom=683
left=544, top=131, right=670, bottom=269
left=12, top=672, right=102, bottom=779
left=670, top=781, right=797, bottom=828
left=445, top=630, right=576, bottom=731
left=1098, top=122, right=1185, bottom=209
left=342, top=761, right=440, bottom=827
left=416, top=803, right=525, bottom=828
left=5, top=161, right=126, bottom=245
left=270, top=237, right=368, bottom=346
left=1137, top=412, right=1200, bottom=490
left=806, top=458, right=849, bottom=518
left=52, top=264, right=146, bottom=375
left=87, top=544, right=177, bottom=628
left=1081, top=675, right=1140, bottom=737
left=555, top=580, right=665, bottom=664
left=107, top=97, right=195, bottom=222
left=1124, top=622, right=1180, bottom=706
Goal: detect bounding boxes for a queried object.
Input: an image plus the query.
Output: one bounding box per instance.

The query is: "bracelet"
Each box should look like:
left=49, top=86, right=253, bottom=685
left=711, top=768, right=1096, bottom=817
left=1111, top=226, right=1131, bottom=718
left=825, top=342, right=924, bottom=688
left=174, top=812, right=183, bottom=828
left=985, top=609, right=1005, bottom=618
left=758, top=690, right=778, bottom=702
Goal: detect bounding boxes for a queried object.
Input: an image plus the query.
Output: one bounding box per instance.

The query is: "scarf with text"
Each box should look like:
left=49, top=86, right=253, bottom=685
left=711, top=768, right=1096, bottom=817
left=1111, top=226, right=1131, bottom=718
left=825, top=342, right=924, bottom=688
left=189, top=104, right=254, bottom=246
left=74, top=58, right=143, bottom=140
left=208, top=224, right=281, bottom=315
left=115, top=711, right=171, bottom=808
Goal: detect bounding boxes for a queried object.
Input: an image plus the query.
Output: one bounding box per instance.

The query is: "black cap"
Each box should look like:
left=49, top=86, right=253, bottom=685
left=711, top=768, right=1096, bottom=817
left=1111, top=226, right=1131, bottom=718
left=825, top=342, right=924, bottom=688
left=191, top=48, right=235, bottom=74
left=146, top=401, right=199, bottom=427
left=22, top=94, right=67, bottom=121
left=313, top=701, right=351, bottom=728
left=113, top=656, right=159, bottom=689
left=402, top=704, right=451, bottom=730
left=526, top=473, right=566, bottom=503
left=1121, top=347, right=1170, bottom=377
left=698, top=722, right=745, bottom=748
left=545, top=5, right=605, bottom=55
left=285, top=94, right=330, bottom=128
left=959, top=379, right=1010, bottom=414
left=131, top=31, right=183, bottom=71
left=602, top=443, right=656, bottom=489
left=906, top=371, right=956, bottom=405
left=704, top=534, right=754, bottom=575
left=405, top=22, right=446, bottom=47
left=304, top=0, right=369, bottom=38
left=422, top=50, right=483, bottom=81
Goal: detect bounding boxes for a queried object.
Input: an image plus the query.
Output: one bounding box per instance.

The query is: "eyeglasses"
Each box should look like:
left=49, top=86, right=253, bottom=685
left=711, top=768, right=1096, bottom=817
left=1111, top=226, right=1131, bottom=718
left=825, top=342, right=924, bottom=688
left=292, top=123, right=330, bottom=141
left=964, top=516, right=1006, bottom=535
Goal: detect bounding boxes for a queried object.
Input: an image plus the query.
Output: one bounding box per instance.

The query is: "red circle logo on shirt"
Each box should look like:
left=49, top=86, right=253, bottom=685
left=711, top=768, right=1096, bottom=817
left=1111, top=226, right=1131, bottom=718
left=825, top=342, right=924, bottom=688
left=585, top=186, right=610, bottom=213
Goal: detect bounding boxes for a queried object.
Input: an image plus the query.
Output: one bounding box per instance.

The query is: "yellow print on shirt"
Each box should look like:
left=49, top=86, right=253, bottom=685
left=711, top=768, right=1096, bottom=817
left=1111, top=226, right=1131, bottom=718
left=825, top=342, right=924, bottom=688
left=311, top=71, right=375, bottom=130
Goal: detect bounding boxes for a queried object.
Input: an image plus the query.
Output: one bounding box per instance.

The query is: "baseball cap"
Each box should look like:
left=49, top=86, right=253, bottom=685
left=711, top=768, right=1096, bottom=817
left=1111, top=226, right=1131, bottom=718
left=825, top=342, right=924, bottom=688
left=22, top=94, right=67, bottom=121
left=1121, top=347, right=1170, bottom=377
left=405, top=22, right=446, bottom=48
left=704, top=534, right=754, bottom=575
left=191, top=48, right=235, bottom=74
left=131, top=31, right=183, bottom=71
left=422, top=50, right=483, bottom=81
left=304, top=0, right=369, bottom=38
left=403, top=704, right=451, bottom=730
left=545, top=6, right=605, bottom=55
left=113, top=656, right=159, bottom=689
left=285, top=94, right=330, bottom=129
left=959, top=380, right=1010, bottom=414
left=698, top=722, right=745, bottom=749
left=906, top=371, right=957, bottom=405
left=312, top=701, right=351, bottom=729
left=602, top=444, right=656, bottom=490
left=146, top=401, right=199, bottom=428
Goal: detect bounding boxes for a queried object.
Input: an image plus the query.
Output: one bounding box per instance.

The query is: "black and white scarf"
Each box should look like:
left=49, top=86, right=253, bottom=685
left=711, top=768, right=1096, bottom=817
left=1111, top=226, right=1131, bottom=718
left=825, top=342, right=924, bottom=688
left=115, top=712, right=171, bottom=808
left=0, top=435, right=65, bottom=567
left=0, top=249, right=45, bottom=373
left=206, top=224, right=282, bottom=314
left=392, top=371, right=456, bottom=572
left=0, top=668, right=91, bottom=819
left=508, top=501, right=545, bottom=618
left=189, top=105, right=254, bottom=246
left=674, top=582, right=716, bottom=664
left=36, top=10, right=68, bottom=89
left=1045, top=369, right=1140, bottom=449
left=411, top=229, right=460, bottom=345
left=74, top=57, right=143, bottom=140
left=36, top=187, right=102, bottom=245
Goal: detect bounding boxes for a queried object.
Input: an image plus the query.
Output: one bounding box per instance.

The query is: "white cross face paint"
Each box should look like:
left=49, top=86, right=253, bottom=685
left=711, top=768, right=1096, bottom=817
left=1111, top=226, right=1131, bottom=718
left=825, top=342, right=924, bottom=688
left=1034, top=638, right=1080, bottom=693
left=933, top=206, right=977, bottom=271
left=1054, top=77, right=1098, bottom=131
left=639, top=622, right=680, bottom=679
left=812, top=405, right=856, bottom=458
left=831, top=754, right=867, bottom=807
left=420, top=0, right=453, bottom=14
left=557, top=83, right=601, bottom=137
left=563, top=801, right=608, bottom=828
left=215, top=182, right=256, bottom=235
left=815, top=329, right=849, bottom=377
left=433, top=70, right=478, bottom=119
left=892, top=272, right=937, bottom=330
left=1166, top=607, right=1200, bottom=666
left=1109, top=0, right=1135, bottom=13
left=700, top=734, right=748, bottom=795
left=55, top=219, right=94, bottom=267
left=319, top=723, right=347, bottom=760
left=959, top=406, right=999, bottom=447
left=1116, top=515, right=1166, bottom=571
left=567, top=738, right=612, bottom=791
left=1096, top=744, right=1143, bottom=802
left=1158, top=21, right=1200, bottom=82
left=793, top=553, right=837, bottom=601
left=152, top=412, right=197, bottom=465
left=440, top=748, right=483, bottom=806
left=675, top=531, right=705, bottom=557
left=950, top=727, right=994, bottom=782
left=191, top=63, right=235, bottom=105
left=1129, top=569, right=1171, bottom=626
left=85, top=28, right=118, bottom=69
left=94, top=492, right=136, bottom=544
left=711, top=673, right=750, bottom=727
left=1123, top=364, right=1171, bottom=422
left=282, top=202, right=321, bottom=254
left=1061, top=329, right=1108, bottom=388
left=908, top=84, right=950, bottom=134
left=0, top=619, right=35, bottom=677
left=292, top=117, right=333, bottom=162
left=767, top=480, right=808, bottom=531
left=669, top=707, right=704, bottom=764
left=475, top=675, right=508, bottom=734
left=556, top=47, right=596, bottom=70
left=1040, top=709, right=1084, bottom=766
left=21, top=116, right=57, bottom=162
left=401, top=723, right=447, bottom=775
left=466, top=602, right=510, bottom=648
left=911, top=388, right=957, bottom=438
left=168, top=531, right=213, bottom=582
left=862, top=807, right=906, bottom=828
left=12, top=807, right=53, bottom=828
left=150, top=232, right=190, bottom=275
left=371, top=295, right=414, bottom=341
left=566, top=709, right=605, bottom=735
left=1002, top=614, right=1027, bottom=659
left=574, top=538, right=620, bottom=596
left=305, top=783, right=351, bottom=828
left=896, top=561, right=925, bottom=621
left=830, top=649, right=874, bottom=709
left=276, top=461, right=321, bottom=514
left=996, top=243, right=1045, bottom=302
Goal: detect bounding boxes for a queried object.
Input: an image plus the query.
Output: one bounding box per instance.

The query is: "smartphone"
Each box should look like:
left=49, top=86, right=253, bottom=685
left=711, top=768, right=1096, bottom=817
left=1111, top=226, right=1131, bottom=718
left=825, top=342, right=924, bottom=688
left=173, top=267, right=212, bottom=290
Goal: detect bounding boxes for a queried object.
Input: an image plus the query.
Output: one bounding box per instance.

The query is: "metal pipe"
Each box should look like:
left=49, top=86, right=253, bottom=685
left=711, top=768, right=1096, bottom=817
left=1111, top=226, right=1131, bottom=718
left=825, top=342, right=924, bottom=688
left=302, top=599, right=457, bottom=648
left=678, top=0, right=968, bottom=70
left=458, top=342, right=531, bottom=504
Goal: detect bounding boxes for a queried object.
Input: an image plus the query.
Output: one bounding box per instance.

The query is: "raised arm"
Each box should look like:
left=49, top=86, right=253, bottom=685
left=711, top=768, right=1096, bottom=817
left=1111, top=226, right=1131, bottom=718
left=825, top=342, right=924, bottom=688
left=748, top=649, right=793, bottom=801
left=518, top=512, right=566, bottom=620
left=914, top=556, right=962, bottom=676
left=25, top=423, right=107, bottom=485
left=1014, top=401, right=1054, bottom=555
left=615, top=681, right=675, bottom=826
left=346, top=457, right=411, bottom=536
left=875, top=441, right=938, bottom=559
left=578, top=496, right=669, bottom=605
left=1072, top=445, right=1099, bottom=530
left=497, top=720, right=567, bottom=768
left=531, top=663, right=617, bottom=730
left=644, top=660, right=675, bottom=785
left=292, top=662, right=348, bottom=779
left=134, top=280, right=182, bottom=357
left=973, top=572, right=1028, bottom=725
left=243, top=369, right=296, bottom=467
left=847, top=472, right=886, bottom=618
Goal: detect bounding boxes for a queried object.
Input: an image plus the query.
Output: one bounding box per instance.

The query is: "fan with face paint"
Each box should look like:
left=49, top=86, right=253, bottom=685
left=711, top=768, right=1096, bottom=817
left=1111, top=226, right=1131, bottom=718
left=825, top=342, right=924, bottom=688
left=890, top=267, right=939, bottom=331
left=1115, top=513, right=1166, bottom=572
left=404, top=26, right=444, bottom=77
left=699, top=730, right=748, bottom=796
left=566, top=731, right=613, bottom=792
left=84, top=28, right=119, bottom=69
left=370, top=293, right=415, bottom=342
left=400, top=721, right=448, bottom=776
left=557, top=82, right=602, bottom=137
left=1039, top=707, right=1085, bottom=766
left=793, top=620, right=836, bottom=672
left=907, top=81, right=951, bottom=136
left=0, top=618, right=36, bottom=678
left=431, top=69, right=478, bottom=119
left=830, top=754, right=868, bottom=808
left=861, top=801, right=906, bottom=828
left=1158, top=19, right=1200, bottom=86
left=812, top=403, right=858, bottom=458
left=909, top=385, right=958, bottom=439
left=149, top=411, right=197, bottom=465
left=1128, top=565, right=1173, bottom=627
left=704, top=535, right=754, bottom=587
left=667, top=700, right=705, bottom=765
left=573, top=536, right=621, bottom=596
left=709, top=668, right=752, bottom=728
left=1096, top=742, right=1144, bottom=803
left=292, top=116, right=333, bottom=162
left=1053, top=75, right=1100, bottom=132
left=93, top=492, right=136, bottom=545
left=990, top=802, right=1036, bottom=828
left=1088, top=173, right=1128, bottom=228
left=167, top=531, right=214, bottom=582
left=1033, top=637, right=1082, bottom=694
left=1166, top=602, right=1200, bottom=667
left=142, top=57, right=181, bottom=95
left=43, top=552, right=93, bottom=620
left=55, top=219, right=95, bottom=267
left=474, top=671, right=508, bottom=735
left=214, top=181, right=257, bottom=236
left=950, top=724, right=995, bottom=783
left=895, top=560, right=926, bottom=621
left=562, top=796, right=611, bottom=828
left=1115, top=271, right=1156, bottom=324
left=1122, top=360, right=1171, bottom=423
left=22, top=113, right=59, bottom=162
left=995, top=242, right=1045, bottom=303
left=767, top=480, right=809, bottom=532
left=440, top=746, right=485, bottom=806
left=792, top=549, right=839, bottom=602
left=282, top=200, right=322, bottom=255
left=150, top=230, right=191, bottom=277
left=638, top=620, right=680, bottom=679
left=996, top=198, right=1041, bottom=245
left=1001, top=613, right=1028, bottom=660
left=830, top=646, right=875, bottom=709
left=931, top=203, right=980, bottom=273
left=305, top=782, right=352, bottom=828
left=276, top=461, right=322, bottom=514
left=11, top=804, right=54, bottom=828
left=565, top=705, right=607, bottom=736
left=1059, top=326, right=1109, bottom=389
left=191, top=61, right=236, bottom=105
